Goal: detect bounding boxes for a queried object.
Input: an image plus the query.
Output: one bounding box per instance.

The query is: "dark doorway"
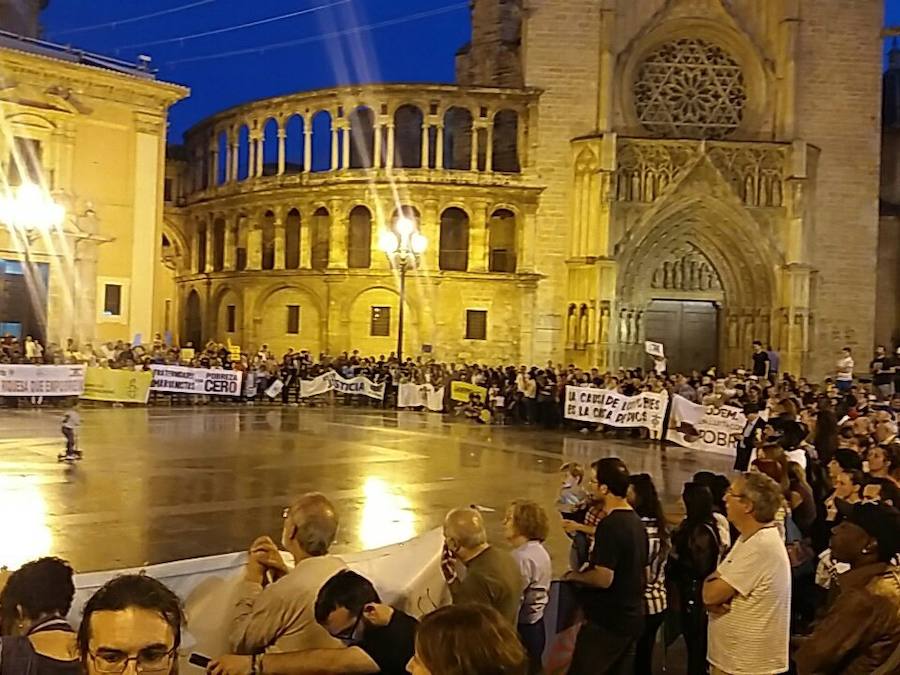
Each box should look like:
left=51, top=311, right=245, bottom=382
left=0, top=258, right=49, bottom=344
left=184, top=290, right=202, bottom=348
left=644, top=300, right=718, bottom=374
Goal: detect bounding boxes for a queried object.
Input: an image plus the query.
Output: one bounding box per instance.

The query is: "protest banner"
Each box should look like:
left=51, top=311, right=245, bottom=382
left=70, top=529, right=448, bottom=669
left=0, top=364, right=85, bottom=396
left=645, top=340, right=665, bottom=358
left=299, top=371, right=386, bottom=400
left=81, top=367, right=153, bottom=404
left=669, top=399, right=746, bottom=457
left=449, top=380, right=487, bottom=403
left=398, top=383, right=445, bottom=411
left=265, top=379, right=284, bottom=399
left=563, top=386, right=667, bottom=436
left=149, top=364, right=243, bottom=396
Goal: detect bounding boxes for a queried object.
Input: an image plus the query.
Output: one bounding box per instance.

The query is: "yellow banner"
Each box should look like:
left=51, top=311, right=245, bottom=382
left=450, top=380, right=487, bottom=403
left=81, top=368, right=152, bottom=404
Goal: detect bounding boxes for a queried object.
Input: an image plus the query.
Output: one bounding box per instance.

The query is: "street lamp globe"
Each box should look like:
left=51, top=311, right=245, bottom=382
left=395, top=216, right=415, bottom=238
left=0, top=181, right=66, bottom=232
left=410, top=232, right=427, bottom=255
left=378, top=229, right=399, bottom=255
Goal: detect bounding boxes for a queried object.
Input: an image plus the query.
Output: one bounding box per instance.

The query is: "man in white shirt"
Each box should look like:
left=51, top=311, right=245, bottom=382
left=703, top=472, right=791, bottom=675
left=836, top=347, right=854, bottom=393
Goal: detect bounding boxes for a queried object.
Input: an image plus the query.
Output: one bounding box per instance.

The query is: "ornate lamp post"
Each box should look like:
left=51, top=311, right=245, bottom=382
left=378, top=215, right=426, bottom=363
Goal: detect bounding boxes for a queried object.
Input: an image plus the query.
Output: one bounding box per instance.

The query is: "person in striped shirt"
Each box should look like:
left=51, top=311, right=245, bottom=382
left=627, top=473, right=670, bottom=675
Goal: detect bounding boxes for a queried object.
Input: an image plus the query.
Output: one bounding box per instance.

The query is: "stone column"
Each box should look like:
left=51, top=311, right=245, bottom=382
left=341, top=122, right=351, bottom=169
left=193, top=223, right=203, bottom=273
left=386, top=123, right=396, bottom=169
left=204, top=220, right=214, bottom=273
left=255, top=132, right=265, bottom=177
left=435, top=124, right=444, bottom=169
left=303, top=117, right=313, bottom=172
left=421, top=122, right=430, bottom=168
left=246, top=223, right=262, bottom=271
left=209, top=142, right=219, bottom=187
left=468, top=203, right=487, bottom=271
left=300, top=213, right=312, bottom=269
left=470, top=124, right=480, bottom=172
left=277, top=126, right=286, bottom=176
left=274, top=216, right=286, bottom=270
left=224, top=220, right=237, bottom=271
left=327, top=201, right=347, bottom=269
left=230, top=138, right=239, bottom=182
left=248, top=135, right=257, bottom=178
left=373, top=120, right=383, bottom=168
left=330, top=124, right=339, bottom=171
left=485, top=122, right=494, bottom=172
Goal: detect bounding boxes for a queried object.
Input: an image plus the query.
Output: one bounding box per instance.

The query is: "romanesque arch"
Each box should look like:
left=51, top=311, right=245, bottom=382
left=211, top=285, right=242, bottom=342
left=184, top=289, right=203, bottom=348
left=253, top=283, right=323, bottom=357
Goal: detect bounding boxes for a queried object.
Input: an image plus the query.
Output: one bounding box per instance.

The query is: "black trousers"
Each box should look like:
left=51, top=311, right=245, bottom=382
left=568, top=621, right=639, bottom=675
left=634, top=611, right=666, bottom=675
left=62, top=427, right=76, bottom=454
left=518, top=619, right=546, bottom=673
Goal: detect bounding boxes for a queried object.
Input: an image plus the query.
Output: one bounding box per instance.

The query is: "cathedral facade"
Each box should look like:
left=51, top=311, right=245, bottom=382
left=166, top=0, right=888, bottom=377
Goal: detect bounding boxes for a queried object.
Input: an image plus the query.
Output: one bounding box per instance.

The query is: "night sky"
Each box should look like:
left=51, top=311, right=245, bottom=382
left=41, top=0, right=900, bottom=144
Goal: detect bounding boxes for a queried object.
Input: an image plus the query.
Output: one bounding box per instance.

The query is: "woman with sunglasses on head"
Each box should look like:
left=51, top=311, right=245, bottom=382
left=0, top=557, right=80, bottom=674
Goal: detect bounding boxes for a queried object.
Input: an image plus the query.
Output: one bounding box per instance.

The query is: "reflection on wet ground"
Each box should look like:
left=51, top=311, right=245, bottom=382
left=0, top=406, right=732, bottom=574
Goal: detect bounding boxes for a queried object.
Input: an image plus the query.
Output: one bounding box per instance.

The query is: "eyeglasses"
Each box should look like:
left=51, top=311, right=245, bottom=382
left=89, top=646, right=176, bottom=673
left=725, top=488, right=747, bottom=500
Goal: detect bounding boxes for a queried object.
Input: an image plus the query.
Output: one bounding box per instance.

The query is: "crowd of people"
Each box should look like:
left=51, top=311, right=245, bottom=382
left=2, top=427, right=899, bottom=673
left=2, top=333, right=900, bottom=672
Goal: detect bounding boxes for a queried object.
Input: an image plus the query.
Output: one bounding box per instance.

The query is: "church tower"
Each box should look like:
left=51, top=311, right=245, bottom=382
left=456, top=0, right=523, bottom=87
left=0, top=0, right=48, bottom=38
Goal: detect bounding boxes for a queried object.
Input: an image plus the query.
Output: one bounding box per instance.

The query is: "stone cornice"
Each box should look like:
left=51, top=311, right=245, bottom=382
left=0, top=46, right=188, bottom=111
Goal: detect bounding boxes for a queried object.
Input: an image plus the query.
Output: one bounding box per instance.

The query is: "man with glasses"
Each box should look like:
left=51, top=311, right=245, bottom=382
left=229, top=492, right=346, bottom=655
left=79, top=574, right=182, bottom=675
left=703, top=472, right=791, bottom=675
left=209, top=570, right=417, bottom=675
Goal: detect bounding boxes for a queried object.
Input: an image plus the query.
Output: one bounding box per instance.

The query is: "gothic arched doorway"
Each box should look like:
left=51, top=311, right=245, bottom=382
left=184, top=290, right=202, bottom=348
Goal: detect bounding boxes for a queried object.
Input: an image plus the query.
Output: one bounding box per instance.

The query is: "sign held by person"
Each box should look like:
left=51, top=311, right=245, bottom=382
left=644, top=341, right=665, bottom=358
left=563, top=386, right=667, bottom=435
left=149, top=365, right=243, bottom=396
left=0, top=365, right=86, bottom=396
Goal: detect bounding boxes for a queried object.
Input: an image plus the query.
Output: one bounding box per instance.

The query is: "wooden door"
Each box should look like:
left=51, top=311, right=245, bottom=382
left=644, top=300, right=718, bottom=374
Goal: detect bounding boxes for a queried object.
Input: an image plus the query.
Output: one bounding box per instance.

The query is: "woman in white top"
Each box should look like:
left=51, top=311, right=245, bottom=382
left=504, top=500, right=552, bottom=674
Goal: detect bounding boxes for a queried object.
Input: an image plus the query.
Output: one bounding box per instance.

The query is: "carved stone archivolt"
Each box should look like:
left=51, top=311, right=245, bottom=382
left=633, top=38, right=747, bottom=140
left=614, top=139, right=785, bottom=207
left=650, top=243, right=722, bottom=292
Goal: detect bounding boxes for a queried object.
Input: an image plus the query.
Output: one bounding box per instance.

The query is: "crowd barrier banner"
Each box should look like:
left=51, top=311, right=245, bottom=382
left=71, top=529, right=448, bottom=668
left=668, top=395, right=744, bottom=456
left=300, top=371, right=386, bottom=400
left=81, top=367, right=153, bottom=404
left=449, top=380, right=487, bottom=403
left=397, top=383, right=445, bottom=411
left=0, top=364, right=85, bottom=396
left=149, top=365, right=243, bottom=396
left=563, top=386, right=667, bottom=435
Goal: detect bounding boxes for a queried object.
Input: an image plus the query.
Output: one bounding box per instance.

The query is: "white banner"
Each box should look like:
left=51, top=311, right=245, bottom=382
left=149, top=365, right=243, bottom=396
left=669, top=400, right=746, bottom=456
left=0, top=364, right=85, bottom=396
left=70, top=529, right=447, bottom=667
left=398, top=383, right=445, bottom=411
left=564, top=386, right=667, bottom=436
left=300, top=372, right=386, bottom=400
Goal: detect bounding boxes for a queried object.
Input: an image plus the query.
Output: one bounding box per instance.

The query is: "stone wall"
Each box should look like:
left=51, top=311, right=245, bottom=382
left=795, top=0, right=883, bottom=375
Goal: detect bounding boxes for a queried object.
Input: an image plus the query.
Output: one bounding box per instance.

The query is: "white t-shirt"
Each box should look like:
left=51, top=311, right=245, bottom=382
left=836, top=356, right=854, bottom=381
left=707, top=525, right=791, bottom=675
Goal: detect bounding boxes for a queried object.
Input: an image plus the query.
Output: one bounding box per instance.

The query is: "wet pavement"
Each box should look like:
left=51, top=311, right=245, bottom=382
left=0, top=405, right=733, bottom=574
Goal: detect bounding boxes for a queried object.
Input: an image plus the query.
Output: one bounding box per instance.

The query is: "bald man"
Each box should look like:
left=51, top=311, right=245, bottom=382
left=230, top=492, right=347, bottom=654
left=442, top=507, right=523, bottom=625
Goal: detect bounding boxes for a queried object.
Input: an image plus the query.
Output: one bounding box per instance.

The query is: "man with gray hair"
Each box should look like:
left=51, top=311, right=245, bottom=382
left=230, top=492, right=346, bottom=655
left=703, top=472, right=791, bottom=675
left=441, top=507, right=523, bottom=625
